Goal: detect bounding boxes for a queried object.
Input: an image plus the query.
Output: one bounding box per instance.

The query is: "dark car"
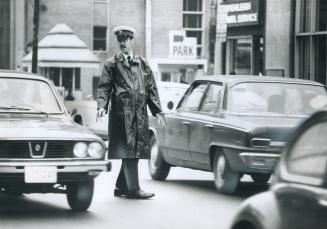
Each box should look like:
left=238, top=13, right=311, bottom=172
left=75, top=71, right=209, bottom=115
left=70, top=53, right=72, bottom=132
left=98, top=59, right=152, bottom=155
left=0, top=70, right=110, bottom=211
left=148, top=75, right=327, bottom=194
left=230, top=110, right=327, bottom=229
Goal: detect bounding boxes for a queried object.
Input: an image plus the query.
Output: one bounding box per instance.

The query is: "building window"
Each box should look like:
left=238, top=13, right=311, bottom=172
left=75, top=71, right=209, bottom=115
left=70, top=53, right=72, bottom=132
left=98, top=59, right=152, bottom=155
left=299, top=37, right=310, bottom=80
left=183, top=0, right=203, bottom=57
left=295, top=0, right=327, bottom=85
left=316, top=0, right=327, bottom=31
left=300, top=0, right=311, bottom=33
left=161, top=72, right=171, bottom=82
left=46, top=67, right=81, bottom=91
left=93, top=26, right=107, bottom=51
left=75, top=68, right=81, bottom=90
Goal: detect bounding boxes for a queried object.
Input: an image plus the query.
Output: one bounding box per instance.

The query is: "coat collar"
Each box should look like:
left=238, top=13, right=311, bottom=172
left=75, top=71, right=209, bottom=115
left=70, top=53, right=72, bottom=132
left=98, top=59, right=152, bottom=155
left=117, top=52, right=141, bottom=65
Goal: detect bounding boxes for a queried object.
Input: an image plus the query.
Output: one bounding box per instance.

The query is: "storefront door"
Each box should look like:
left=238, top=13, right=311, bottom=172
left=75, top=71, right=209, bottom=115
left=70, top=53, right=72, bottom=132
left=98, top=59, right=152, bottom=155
left=226, top=36, right=264, bottom=75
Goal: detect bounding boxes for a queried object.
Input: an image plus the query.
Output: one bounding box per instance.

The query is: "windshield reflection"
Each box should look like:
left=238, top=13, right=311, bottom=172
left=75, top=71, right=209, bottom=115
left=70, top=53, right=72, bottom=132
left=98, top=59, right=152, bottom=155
left=0, top=78, right=62, bottom=114
left=230, top=82, right=327, bottom=116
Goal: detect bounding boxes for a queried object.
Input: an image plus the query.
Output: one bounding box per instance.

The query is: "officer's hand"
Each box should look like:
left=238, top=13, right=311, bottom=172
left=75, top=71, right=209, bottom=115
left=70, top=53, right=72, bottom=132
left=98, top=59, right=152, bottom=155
left=97, top=108, right=106, bottom=121
left=156, top=112, right=167, bottom=127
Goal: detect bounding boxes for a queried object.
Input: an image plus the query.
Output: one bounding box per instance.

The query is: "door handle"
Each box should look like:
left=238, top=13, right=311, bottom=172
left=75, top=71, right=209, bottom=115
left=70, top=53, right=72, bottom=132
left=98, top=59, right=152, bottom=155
left=204, top=124, right=213, bottom=128
left=182, top=121, right=190, bottom=125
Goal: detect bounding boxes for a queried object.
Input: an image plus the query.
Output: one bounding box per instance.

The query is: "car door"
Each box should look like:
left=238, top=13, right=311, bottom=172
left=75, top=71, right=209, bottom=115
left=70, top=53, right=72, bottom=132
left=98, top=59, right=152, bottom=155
left=163, top=82, right=208, bottom=164
left=186, top=83, right=224, bottom=170
left=275, top=119, right=327, bottom=229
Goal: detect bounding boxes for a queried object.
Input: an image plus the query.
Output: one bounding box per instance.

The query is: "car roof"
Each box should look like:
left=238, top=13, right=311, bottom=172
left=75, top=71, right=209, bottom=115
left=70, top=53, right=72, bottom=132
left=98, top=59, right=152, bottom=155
left=0, top=69, right=49, bottom=82
left=156, top=81, right=190, bottom=89
left=195, top=75, right=325, bottom=87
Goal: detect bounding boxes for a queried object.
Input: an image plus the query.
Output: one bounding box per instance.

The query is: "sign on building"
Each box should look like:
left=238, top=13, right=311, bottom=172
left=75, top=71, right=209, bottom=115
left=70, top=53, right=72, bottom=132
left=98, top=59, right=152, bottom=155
left=169, top=31, right=197, bottom=59
left=216, top=4, right=228, bottom=42
left=220, top=0, right=259, bottom=27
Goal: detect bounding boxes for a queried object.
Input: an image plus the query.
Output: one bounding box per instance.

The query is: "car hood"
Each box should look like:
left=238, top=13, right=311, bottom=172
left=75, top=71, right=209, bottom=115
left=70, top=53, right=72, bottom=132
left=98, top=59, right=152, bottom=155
left=224, top=114, right=307, bottom=141
left=0, top=117, right=99, bottom=140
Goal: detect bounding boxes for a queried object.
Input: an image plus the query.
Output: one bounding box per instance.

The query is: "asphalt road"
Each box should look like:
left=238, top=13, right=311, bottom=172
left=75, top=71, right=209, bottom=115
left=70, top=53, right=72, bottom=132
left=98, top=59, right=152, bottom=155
left=0, top=160, right=269, bottom=229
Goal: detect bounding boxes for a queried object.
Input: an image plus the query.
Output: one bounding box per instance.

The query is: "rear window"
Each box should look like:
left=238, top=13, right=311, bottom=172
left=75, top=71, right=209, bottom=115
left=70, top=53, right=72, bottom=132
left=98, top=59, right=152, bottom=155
left=229, top=82, right=327, bottom=116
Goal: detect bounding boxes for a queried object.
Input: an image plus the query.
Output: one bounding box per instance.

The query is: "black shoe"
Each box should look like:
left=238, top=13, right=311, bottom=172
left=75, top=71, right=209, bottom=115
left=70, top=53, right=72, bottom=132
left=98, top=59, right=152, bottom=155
left=114, top=187, right=126, bottom=197
left=126, top=189, right=155, bottom=199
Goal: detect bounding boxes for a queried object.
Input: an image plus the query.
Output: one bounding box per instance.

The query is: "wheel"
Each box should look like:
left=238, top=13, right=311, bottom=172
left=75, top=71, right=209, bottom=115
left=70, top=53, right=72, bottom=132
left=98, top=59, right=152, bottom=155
left=66, top=180, right=94, bottom=211
left=251, top=174, right=271, bottom=183
left=148, top=135, right=170, bottom=180
left=213, top=153, right=240, bottom=194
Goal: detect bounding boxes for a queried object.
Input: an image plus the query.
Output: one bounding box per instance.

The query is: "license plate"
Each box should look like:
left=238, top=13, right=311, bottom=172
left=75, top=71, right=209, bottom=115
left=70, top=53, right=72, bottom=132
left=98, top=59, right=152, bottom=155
left=24, top=166, right=57, bottom=183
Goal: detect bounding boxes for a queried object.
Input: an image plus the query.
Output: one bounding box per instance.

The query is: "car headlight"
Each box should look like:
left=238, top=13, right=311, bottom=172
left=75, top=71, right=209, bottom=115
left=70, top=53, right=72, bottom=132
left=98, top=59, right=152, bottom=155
left=73, top=142, right=88, bottom=158
left=88, top=142, right=104, bottom=158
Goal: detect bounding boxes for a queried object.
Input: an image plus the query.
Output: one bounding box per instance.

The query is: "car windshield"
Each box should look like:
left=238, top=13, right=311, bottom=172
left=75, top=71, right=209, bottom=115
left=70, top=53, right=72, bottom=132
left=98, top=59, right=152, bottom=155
left=229, top=82, right=327, bottom=116
left=0, top=78, right=62, bottom=114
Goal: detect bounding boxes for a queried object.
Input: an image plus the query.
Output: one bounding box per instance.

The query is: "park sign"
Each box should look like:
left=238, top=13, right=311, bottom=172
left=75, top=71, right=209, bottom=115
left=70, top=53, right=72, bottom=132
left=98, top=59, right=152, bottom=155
left=169, top=30, right=197, bottom=59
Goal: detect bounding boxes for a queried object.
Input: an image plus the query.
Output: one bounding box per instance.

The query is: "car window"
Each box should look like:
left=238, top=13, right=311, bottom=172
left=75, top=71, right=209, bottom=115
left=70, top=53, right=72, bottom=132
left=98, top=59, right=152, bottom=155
left=286, top=121, right=327, bottom=183
left=199, top=84, right=223, bottom=114
left=156, top=83, right=188, bottom=111
left=0, top=78, right=62, bottom=113
left=229, top=82, right=327, bottom=116
left=179, top=83, right=207, bottom=111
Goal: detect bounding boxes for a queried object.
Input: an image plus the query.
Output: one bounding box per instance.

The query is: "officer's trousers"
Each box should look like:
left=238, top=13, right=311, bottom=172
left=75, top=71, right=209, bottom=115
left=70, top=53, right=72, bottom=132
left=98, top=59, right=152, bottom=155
left=115, top=158, right=140, bottom=191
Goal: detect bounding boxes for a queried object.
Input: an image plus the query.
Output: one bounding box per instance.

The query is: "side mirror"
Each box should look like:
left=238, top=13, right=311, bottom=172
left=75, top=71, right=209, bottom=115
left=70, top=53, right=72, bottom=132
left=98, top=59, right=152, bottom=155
left=73, top=114, right=83, bottom=125
left=167, top=101, right=174, bottom=110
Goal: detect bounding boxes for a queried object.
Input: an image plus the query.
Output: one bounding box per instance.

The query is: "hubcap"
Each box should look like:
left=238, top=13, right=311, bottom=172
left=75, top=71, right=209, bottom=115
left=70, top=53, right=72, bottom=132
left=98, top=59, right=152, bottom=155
left=217, top=155, right=226, bottom=180
left=150, top=141, right=159, bottom=171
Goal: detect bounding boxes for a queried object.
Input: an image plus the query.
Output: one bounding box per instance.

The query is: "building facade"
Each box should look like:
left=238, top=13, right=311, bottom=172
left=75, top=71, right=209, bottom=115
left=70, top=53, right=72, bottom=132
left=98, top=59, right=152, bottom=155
left=6, top=0, right=327, bottom=98
left=8, top=0, right=213, bottom=100
left=0, top=0, right=25, bottom=70
left=215, top=0, right=327, bottom=85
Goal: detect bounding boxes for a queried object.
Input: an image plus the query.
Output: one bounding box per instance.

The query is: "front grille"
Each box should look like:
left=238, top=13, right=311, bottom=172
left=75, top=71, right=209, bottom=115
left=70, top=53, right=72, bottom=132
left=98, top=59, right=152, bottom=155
left=0, top=141, right=75, bottom=159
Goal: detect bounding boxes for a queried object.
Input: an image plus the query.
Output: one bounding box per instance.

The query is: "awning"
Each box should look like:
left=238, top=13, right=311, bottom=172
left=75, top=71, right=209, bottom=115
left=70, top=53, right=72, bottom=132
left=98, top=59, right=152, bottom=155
left=22, top=23, right=100, bottom=68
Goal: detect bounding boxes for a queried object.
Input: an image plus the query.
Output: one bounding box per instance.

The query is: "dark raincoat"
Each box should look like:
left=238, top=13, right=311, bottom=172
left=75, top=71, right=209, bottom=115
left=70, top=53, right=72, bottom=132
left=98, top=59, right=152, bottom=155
left=97, top=52, right=162, bottom=159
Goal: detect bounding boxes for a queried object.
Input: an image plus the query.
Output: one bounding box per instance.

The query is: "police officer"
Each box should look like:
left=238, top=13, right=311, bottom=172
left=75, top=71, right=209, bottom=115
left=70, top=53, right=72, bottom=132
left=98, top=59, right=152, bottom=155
left=97, top=25, right=166, bottom=199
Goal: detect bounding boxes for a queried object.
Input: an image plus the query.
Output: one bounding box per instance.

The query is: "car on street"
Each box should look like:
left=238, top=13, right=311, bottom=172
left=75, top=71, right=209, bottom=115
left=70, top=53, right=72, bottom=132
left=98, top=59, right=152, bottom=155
left=89, top=81, right=188, bottom=140
left=155, top=81, right=189, bottom=111
left=148, top=75, right=327, bottom=194
left=0, top=70, right=110, bottom=211
left=230, top=110, right=327, bottom=229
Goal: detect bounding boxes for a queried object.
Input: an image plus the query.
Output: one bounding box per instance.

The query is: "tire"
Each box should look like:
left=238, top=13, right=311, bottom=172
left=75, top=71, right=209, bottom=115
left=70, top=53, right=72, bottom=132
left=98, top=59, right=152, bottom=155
left=148, top=135, right=170, bottom=180
left=66, top=180, right=94, bottom=211
left=251, top=174, right=271, bottom=183
left=213, top=153, right=240, bottom=194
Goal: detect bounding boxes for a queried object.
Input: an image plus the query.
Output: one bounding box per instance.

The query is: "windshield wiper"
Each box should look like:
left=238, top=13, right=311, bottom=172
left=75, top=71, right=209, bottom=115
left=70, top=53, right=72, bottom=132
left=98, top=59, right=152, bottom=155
left=0, top=105, right=49, bottom=117
left=0, top=106, right=32, bottom=111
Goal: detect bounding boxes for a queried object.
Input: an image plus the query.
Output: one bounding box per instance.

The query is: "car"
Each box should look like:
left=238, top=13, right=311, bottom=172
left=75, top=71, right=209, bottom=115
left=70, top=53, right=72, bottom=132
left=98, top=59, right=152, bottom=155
left=155, top=81, right=189, bottom=111
left=148, top=75, right=327, bottom=194
left=230, top=110, right=327, bottom=229
left=88, top=81, right=188, bottom=140
left=0, top=70, right=111, bottom=211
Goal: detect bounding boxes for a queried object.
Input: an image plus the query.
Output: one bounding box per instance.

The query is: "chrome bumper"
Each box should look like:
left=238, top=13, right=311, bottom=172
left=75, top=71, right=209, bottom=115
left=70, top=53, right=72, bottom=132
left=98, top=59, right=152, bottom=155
left=240, top=152, right=280, bottom=171
left=0, top=160, right=111, bottom=173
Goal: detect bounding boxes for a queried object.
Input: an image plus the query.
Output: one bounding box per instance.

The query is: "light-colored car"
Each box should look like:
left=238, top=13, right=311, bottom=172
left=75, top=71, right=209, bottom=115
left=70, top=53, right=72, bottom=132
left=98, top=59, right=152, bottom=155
left=89, top=81, right=189, bottom=140
left=155, top=81, right=189, bottom=111
left=0, top=70, right=110, bottom=211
